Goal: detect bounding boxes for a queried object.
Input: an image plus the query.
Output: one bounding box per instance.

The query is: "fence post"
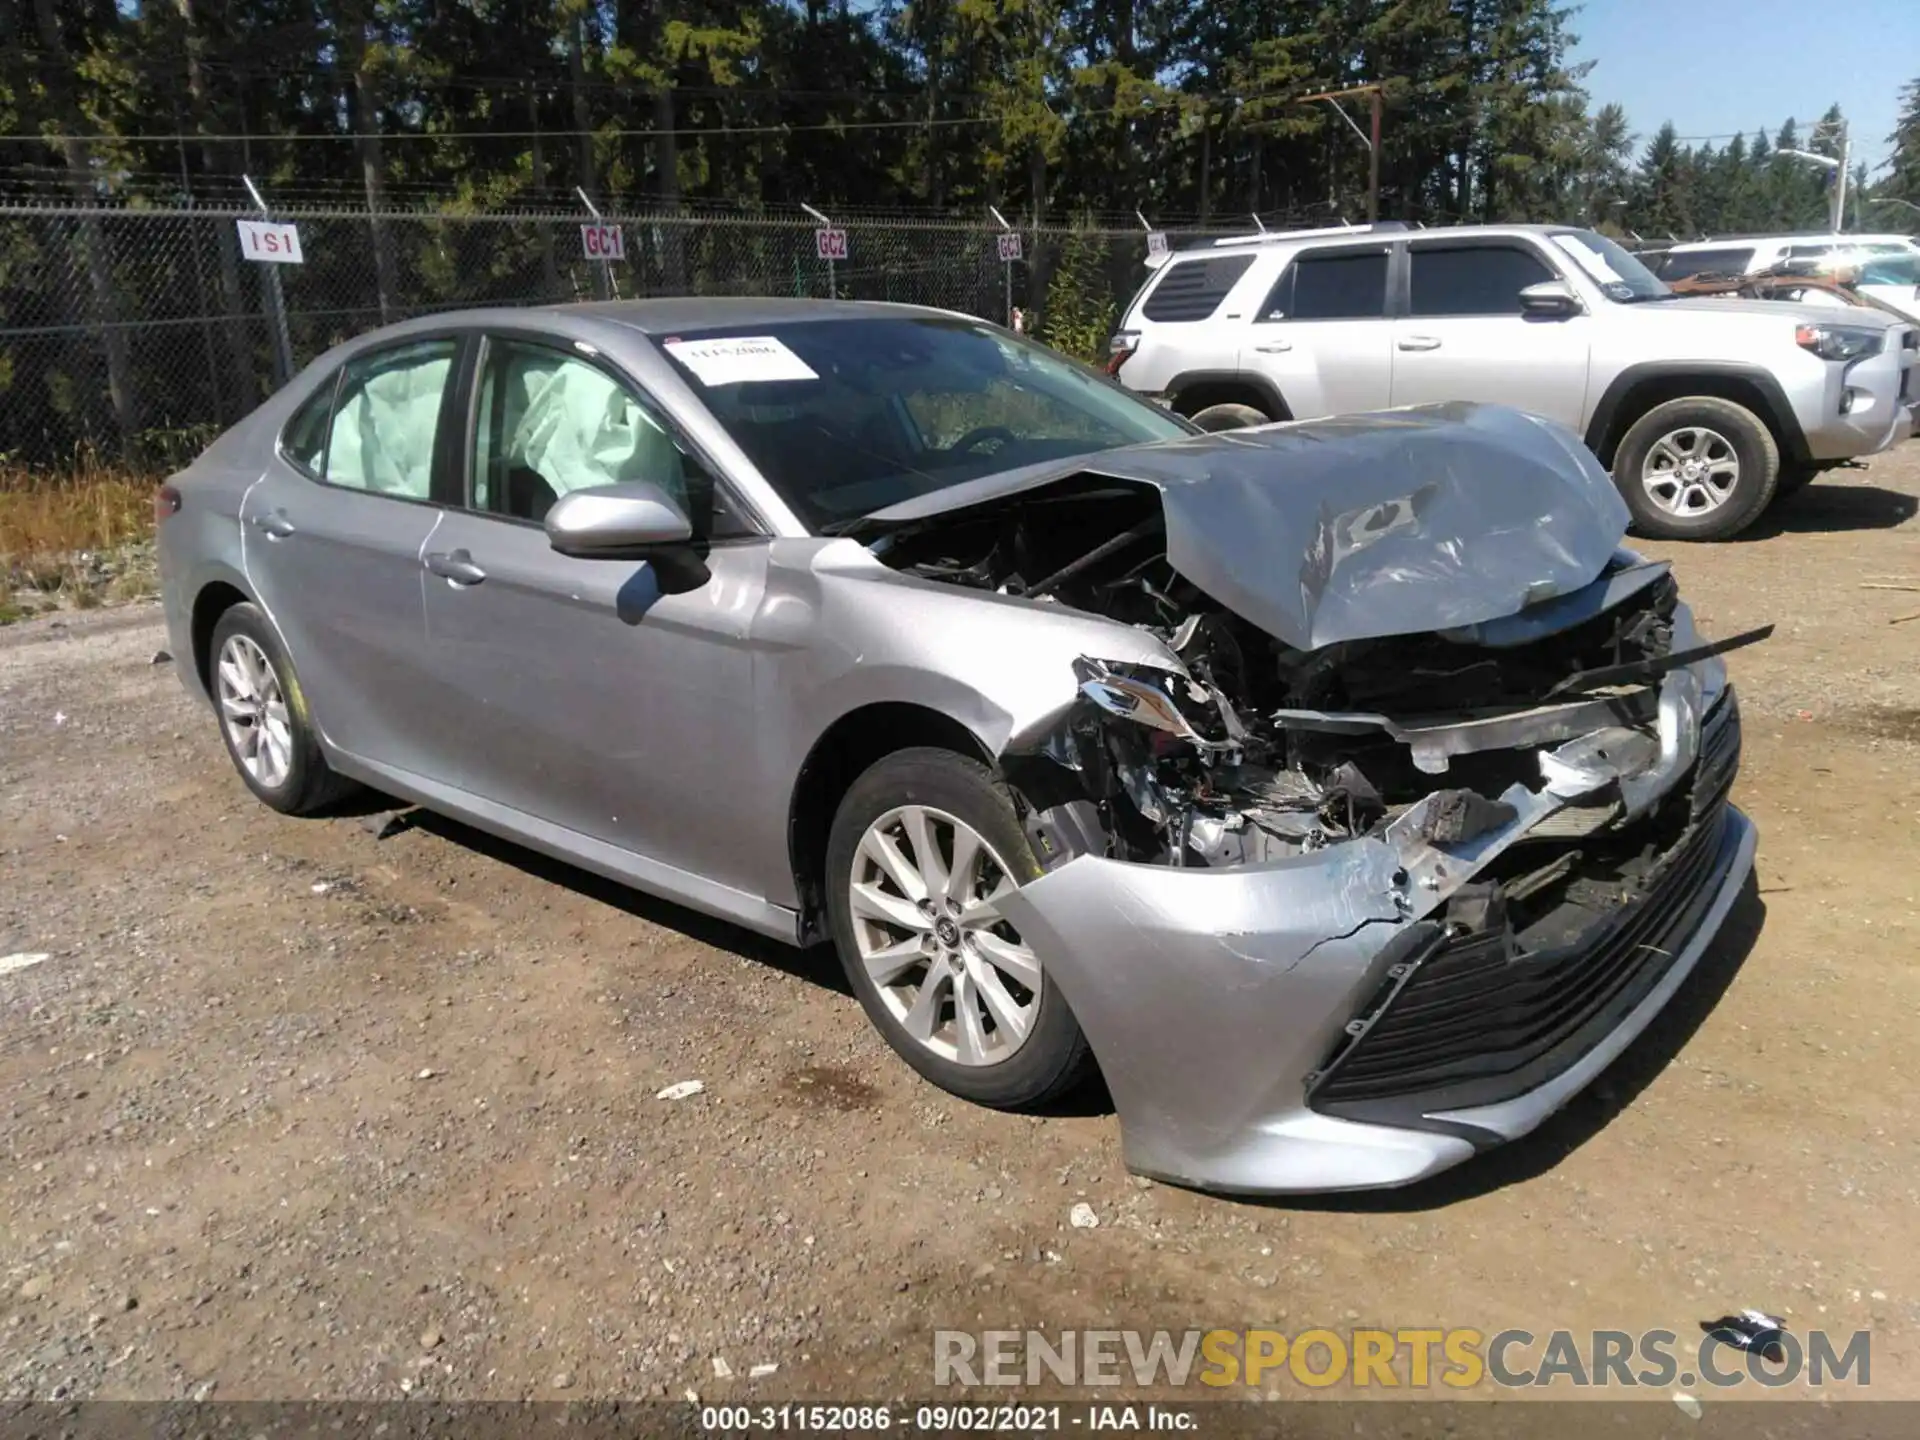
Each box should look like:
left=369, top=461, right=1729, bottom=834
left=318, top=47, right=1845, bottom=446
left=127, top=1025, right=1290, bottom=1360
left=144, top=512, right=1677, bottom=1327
left=242, top=175, right=295, bottom=386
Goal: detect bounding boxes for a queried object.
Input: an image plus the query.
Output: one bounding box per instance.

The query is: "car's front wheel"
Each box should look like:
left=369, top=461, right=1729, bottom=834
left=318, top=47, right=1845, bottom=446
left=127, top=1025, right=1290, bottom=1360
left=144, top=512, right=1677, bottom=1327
left=1612, top=396, right=1779, bottom=540
left=209, top=602, right=357, bottom=816
left=824, top=747, right=1094, bottom=1109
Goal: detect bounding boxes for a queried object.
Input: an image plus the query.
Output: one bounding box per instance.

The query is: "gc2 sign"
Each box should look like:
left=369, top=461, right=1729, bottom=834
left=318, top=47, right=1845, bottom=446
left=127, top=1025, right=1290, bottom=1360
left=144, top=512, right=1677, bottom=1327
left=235, top=220, right=304, bottom=264
left=815, top=228, right=849, bottom=262
left=995, top=231, right=1023, bottom=263
left=580, top=223, right=626, bottom=261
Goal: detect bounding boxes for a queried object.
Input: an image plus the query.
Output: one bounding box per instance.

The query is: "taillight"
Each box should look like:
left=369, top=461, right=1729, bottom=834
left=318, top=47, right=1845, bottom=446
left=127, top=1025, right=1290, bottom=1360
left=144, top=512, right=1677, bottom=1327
left=1105, top=330, right=1140, bottom=376
left=154, top=484, right=181, bottom=525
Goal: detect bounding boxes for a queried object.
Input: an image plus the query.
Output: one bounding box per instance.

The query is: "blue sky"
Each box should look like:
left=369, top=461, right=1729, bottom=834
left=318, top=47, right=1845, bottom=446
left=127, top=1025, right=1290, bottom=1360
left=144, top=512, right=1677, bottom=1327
left=1571, top=0, right=1919, bottom=175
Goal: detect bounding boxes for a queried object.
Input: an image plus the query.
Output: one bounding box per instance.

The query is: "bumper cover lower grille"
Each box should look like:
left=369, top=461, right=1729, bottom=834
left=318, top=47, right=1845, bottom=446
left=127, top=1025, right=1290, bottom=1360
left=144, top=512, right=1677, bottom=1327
left=1308, top=690, right=1743, bottom=1127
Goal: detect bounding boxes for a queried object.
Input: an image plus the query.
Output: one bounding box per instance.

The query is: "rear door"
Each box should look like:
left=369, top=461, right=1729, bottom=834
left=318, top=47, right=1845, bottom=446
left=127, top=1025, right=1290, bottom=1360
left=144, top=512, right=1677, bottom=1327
left=1238, top=242, right=1394, bottom=417
left=239, top=335, right=461, bottom=768
left=1389, top=238, right=1591, bottom=428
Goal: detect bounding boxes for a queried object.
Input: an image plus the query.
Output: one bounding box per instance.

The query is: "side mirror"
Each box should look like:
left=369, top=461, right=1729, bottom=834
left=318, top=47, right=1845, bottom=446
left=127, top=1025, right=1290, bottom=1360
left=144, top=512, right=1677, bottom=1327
left=545, top=481, right=693, bottom=559
left=1518, top=280, right=1583, bottom=318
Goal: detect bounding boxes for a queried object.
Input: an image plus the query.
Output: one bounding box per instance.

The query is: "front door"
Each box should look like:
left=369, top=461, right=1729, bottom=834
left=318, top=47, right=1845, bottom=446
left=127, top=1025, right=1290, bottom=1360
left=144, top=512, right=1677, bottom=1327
left=1239, top=242, right=1395, bottom=418
left=1388, top=239, right=1592, bottom=429
left=239, top=336, right=459, bottom=768
left=414, top=335, right=768, bottom=895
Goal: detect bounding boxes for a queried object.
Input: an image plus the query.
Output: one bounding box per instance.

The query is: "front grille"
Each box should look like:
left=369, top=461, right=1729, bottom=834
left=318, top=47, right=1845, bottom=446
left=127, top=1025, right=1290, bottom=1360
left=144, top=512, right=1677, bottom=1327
left=1306, top=691, right=1742, bottom=1127
left=1693, top=687, right=1741, bottom=819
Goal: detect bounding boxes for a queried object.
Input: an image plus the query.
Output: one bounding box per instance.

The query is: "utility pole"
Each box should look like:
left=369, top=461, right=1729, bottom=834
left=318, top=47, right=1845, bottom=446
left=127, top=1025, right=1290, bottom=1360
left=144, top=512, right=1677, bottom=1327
left=1295, top=83, right=1385, bottom=224
left=1832, top=123, right=1851, bottom=232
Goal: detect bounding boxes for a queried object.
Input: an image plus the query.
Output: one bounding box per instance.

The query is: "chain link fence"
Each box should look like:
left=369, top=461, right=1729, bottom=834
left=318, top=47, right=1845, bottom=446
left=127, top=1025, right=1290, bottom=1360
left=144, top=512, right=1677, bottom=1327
left=0, top=200, right=1248, bottom=469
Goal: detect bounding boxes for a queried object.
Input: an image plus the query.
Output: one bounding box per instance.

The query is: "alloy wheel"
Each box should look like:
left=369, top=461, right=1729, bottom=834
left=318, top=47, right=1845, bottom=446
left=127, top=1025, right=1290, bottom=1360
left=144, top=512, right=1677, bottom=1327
left=216, top=634, right=293, bottom=790
left=848, top=804, right=1042, bottom=1068
left=1641, top=425, right=1740, bottom=516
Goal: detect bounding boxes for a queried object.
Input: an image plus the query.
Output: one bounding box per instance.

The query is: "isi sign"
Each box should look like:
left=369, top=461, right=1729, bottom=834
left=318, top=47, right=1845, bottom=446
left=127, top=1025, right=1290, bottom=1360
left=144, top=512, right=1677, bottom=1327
left=235, top=220, right=304, bottom=264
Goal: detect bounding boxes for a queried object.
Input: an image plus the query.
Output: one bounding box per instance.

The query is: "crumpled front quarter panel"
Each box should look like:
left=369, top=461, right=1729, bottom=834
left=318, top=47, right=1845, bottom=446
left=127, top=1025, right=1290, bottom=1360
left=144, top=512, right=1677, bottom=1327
left=741, top=538, right=1178, bottom=908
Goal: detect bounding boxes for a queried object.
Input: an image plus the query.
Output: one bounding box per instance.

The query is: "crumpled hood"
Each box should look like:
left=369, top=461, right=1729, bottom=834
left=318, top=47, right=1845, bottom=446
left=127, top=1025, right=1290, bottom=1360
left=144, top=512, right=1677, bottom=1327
left=864, top=401, right=1631, bottom=651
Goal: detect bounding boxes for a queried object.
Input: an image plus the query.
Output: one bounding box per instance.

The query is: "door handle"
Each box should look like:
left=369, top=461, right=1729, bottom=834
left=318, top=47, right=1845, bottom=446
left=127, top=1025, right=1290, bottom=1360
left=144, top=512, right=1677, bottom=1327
left=1397, top=335, right=1443, bottom=352
left=251, top=513, right=296, bottom=539
left=1253, top=341, right=1292, bottom=353
left=424, top=549, right=487, bottom=586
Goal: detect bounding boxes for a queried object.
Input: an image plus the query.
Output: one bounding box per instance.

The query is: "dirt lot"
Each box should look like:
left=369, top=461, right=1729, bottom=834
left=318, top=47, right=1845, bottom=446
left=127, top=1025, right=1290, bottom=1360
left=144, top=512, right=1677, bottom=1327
left=3, top=446, right=1919, bottom=1416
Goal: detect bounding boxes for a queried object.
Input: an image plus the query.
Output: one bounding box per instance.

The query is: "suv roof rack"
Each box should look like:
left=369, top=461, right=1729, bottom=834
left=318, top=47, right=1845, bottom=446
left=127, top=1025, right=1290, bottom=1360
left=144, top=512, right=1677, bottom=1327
left=1200, top=219, right=1411, bottom=250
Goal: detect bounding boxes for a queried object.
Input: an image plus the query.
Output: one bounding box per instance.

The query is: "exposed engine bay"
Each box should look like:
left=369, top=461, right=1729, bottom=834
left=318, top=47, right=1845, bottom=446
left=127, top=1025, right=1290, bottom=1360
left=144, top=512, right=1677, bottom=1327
left=870, top=477, right=1769, bottom=929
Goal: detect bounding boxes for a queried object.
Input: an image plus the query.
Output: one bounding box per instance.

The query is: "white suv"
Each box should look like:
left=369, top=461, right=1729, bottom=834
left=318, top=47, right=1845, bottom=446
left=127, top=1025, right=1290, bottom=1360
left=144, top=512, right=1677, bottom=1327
left=1107, top=223, right=1918, bottom=540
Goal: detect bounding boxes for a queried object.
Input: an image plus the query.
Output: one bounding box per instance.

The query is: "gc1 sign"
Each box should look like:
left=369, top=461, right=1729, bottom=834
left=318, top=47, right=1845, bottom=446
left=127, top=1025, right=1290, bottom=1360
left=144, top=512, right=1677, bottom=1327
left=815, top=228, right=849, bottom=262
left=235, top=219, right=303, bottom=264
left=995, top=231, right=1023, bottom=263
left=580, top=223, right=626, bottom=261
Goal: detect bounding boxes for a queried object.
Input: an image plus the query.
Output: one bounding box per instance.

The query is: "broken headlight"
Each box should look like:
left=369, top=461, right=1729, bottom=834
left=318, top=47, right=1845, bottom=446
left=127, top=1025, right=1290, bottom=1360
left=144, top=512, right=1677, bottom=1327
left=1072, top=657, right=1238, bottom=756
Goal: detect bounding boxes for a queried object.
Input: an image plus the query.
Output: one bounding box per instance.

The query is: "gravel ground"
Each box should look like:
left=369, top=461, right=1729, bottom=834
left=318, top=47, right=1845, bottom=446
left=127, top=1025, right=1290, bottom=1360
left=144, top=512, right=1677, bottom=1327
left=2, top=446, right=1918, bottom=1411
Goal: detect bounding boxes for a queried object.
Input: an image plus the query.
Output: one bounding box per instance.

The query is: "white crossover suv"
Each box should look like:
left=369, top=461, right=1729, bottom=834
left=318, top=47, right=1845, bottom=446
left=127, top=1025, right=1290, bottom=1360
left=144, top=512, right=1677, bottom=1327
left=1108, top=223, right=1918, bottom=540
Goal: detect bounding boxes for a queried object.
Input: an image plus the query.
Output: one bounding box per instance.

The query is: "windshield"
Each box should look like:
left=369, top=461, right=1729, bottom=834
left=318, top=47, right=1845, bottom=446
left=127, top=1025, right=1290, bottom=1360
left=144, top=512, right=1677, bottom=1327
left=1856, top=253, right=1920, bottom=286
left=655, top=316, right=1190, bottom=532
left=1549, top=230, right=1672, bottom=301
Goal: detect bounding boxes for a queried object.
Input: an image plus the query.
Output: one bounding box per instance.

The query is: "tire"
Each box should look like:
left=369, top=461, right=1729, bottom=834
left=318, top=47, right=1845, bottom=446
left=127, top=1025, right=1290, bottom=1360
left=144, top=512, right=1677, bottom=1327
left=1611, top=396, right=1779, bottom=541
left=824, top=747, right=1095, bottom=1109
left=1187, top=401, right=1272, bottom=432
left=208, top=602, right=357, bottom=816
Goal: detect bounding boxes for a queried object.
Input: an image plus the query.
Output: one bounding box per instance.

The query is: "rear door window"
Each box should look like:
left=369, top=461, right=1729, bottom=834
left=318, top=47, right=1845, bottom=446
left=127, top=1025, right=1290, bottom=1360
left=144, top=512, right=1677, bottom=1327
left=319, top=339, right=458, bottom=498
left=1409, top=244, right=1558, bottom=316
left=1267, top=249, right=1390, bottom=321
left=1140, top=255, right=1256, bottom=322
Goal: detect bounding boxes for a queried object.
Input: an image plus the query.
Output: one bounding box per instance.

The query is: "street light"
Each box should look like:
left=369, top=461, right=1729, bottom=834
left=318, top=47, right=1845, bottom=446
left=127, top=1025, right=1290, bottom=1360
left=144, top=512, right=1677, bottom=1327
left=1865, top=196, right=1920, bottom=219
left=1777, top=141, right=1850, bottom=232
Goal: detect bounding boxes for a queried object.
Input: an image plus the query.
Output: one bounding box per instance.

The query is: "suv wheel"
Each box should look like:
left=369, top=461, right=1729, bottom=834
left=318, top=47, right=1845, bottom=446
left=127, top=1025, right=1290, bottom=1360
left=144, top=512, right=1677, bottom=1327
left=1612, top=396, right=1779, bottom=540
left=1188, top=402, right=1272, bottom=432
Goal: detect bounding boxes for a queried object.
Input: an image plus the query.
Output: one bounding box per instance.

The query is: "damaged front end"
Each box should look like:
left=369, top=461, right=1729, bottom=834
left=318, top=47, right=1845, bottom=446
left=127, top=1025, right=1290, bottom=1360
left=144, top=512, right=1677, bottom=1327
left=862, top=408, right=1764, bottom=1193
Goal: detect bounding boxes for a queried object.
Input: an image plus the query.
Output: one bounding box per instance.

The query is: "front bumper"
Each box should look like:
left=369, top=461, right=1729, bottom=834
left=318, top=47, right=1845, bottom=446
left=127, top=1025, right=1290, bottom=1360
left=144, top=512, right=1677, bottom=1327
left=997, top=692, right=1756, bottom=1196
left=1803, top=324, right=1918, bottom=460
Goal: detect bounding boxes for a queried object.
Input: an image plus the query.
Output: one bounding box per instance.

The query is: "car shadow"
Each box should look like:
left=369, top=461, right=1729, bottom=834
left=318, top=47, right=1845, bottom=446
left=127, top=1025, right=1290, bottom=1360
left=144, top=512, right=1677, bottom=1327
left=360, top=804, right=854, bottom=998
left=1740, top=481, right=1918, bottom=539
left=1249, top=876, right=1767, bottom=1215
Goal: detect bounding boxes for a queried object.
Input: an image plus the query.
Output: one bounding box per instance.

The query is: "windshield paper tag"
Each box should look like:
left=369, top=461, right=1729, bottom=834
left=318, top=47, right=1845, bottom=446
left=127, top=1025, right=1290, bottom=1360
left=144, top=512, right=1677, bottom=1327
left=1551, top=235, right=1624, bottom=285
left=663, top=336, right=818, bottom=386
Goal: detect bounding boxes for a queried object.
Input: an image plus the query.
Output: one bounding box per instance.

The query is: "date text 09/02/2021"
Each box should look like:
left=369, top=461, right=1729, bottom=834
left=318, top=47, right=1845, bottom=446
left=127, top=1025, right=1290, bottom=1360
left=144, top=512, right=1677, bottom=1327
left=698, top=1404, right=1193, bottom=1432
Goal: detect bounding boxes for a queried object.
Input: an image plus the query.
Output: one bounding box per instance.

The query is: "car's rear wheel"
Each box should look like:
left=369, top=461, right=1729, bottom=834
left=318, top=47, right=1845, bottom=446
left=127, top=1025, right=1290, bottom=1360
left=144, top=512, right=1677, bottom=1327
left=1612, top=396, right=1779, bottom=540
left=209, top=602, right=356, bottom=816
left=824, top=747, right=1094, bottom=1109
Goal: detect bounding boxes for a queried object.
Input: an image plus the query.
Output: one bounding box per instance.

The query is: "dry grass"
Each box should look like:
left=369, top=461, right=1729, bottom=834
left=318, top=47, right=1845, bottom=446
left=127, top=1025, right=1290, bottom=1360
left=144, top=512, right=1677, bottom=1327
left=0, top=453, right=160, bottom=612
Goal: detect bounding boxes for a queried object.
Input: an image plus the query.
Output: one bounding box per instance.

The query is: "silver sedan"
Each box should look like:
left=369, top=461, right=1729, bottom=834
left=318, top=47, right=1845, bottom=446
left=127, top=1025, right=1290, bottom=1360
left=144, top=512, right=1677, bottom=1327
left=157, top=299, right=1761, bottom=1194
